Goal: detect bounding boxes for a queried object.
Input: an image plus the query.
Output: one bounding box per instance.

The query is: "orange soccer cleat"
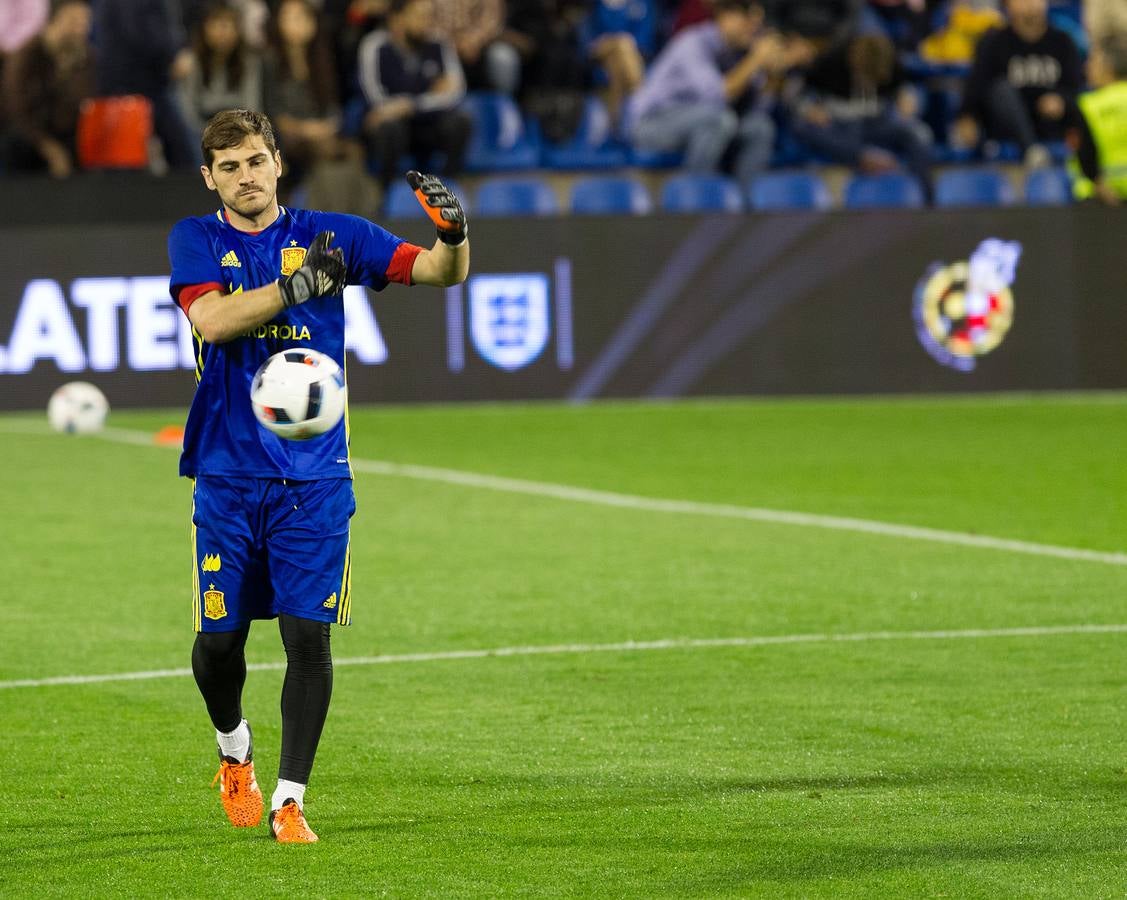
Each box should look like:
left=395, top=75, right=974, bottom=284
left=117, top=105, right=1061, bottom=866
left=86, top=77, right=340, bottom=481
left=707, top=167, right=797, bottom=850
left=211, top=747, right=264, bottom=828
left=269, top=800, right=319, bottom=843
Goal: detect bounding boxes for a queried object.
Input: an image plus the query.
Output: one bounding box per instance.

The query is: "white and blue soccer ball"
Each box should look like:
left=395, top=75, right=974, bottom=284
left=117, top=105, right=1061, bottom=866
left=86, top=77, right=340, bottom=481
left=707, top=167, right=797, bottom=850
left=250, top=348, right=346, bottom=440
left=47, top=381, right=110, bottom=434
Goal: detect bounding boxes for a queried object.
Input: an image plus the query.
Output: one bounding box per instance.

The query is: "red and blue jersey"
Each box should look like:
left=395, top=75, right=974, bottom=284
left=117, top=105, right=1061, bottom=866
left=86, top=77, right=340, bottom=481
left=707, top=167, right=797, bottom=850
left=168, top=206, right=421, bottom=480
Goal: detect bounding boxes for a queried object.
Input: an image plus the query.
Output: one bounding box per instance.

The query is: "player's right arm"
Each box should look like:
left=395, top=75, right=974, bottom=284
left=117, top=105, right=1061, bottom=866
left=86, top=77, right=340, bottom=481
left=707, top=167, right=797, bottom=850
left=186, top=283, right=286, bottom=344
left=180, top=231, right=348, bottom=344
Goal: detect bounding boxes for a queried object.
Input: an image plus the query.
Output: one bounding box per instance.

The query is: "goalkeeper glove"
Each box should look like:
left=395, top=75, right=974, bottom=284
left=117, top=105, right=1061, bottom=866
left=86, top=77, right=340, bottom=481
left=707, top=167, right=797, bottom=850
left=406, top=170, right=467, bottom=245
left=278, top=230, right=347, bottom=308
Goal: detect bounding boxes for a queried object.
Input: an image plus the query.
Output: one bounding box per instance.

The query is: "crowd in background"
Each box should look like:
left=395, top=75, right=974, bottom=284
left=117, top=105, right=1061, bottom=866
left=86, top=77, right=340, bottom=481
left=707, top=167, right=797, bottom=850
left=1, top=0, right=1126, bottom=207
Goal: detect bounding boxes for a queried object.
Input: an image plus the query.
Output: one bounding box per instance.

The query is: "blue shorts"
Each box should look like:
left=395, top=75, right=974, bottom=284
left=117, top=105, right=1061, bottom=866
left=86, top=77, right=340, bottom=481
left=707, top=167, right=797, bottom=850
left=191, top=476, right=356, bottom=632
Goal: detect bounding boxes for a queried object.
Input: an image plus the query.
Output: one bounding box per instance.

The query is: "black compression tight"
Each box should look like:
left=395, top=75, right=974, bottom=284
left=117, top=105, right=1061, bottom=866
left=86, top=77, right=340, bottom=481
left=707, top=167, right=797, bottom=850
left=277, top=613, right=334, bottom=784
left=192, top=616, right=333, bottom=785
left=192, top=625, right=250, bottom=734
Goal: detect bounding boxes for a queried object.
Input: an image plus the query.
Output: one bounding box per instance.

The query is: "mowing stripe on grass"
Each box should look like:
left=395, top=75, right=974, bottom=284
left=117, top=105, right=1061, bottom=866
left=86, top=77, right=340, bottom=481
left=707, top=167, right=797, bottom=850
left=6, top=420, right=1127, bottom=566
left=1, top=623, right=1124, bottom=690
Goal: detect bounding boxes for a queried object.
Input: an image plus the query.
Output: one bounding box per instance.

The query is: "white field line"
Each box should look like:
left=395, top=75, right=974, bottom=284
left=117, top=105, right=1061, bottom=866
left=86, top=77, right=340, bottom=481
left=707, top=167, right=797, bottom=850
left=1, top=623, right=1124, bottom=691
left=4, top=419, right=1127, bottom=567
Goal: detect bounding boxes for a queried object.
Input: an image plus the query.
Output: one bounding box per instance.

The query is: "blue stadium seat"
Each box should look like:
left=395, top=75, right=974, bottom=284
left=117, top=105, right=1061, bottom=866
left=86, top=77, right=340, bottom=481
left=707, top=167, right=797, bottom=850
left=540, top=96, right=629, bottom=170
left=462, top=92, right=540, bottom=172
left=1024, top=167, right=1073, bottom=206
left=935, top=168, right=1016, bottom=207
left=748, top=171, right=832, bottom=211
left=383, top=178, right=470, bottom=219
left=569, top=175, right=653, bottom=214
left=475, top=176, right=560, bottom=217
left=843, top=172, right=925, bottom=209
left=660, top=173, right=743, bottom=213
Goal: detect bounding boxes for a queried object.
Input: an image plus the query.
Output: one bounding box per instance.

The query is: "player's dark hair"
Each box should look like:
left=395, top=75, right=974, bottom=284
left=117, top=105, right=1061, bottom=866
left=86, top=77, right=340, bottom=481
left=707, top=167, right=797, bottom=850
left=1099, top=34, right=1127, bottom=80
left=201, top=108, right=278, bottom=166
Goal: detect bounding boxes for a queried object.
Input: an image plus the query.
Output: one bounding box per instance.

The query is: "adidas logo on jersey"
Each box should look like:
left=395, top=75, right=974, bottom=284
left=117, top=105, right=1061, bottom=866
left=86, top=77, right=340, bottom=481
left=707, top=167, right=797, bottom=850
left=220, top=250, right=242, bottom=268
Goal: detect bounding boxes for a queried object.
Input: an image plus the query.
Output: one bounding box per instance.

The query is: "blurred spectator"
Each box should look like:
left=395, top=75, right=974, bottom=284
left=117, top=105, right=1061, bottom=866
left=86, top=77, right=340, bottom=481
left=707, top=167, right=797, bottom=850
left=581, top=0, right=656, bottom=125
left=791, top=33, right=934, bottom=201
left=328, top=0, right=390, bottom=100
left=0, top=0, right=49, bottom=53
left=1071, top=35, right=1127, bottom=205
left=765, top=0, right=862, bottom=47
left=265, top=0, right=377, bottom=213
left=183, top=0, right=269, bottom=48
left=2, top=0, right=94, bottom=177
left=669, top=0, right=715, bottom=37
left=1085, top=0, right=1127, bottom=48
left=179, top=2, right=263, bottom=136
left=356, top=0, right=471, bottom=187
left=94, top=0, right=199, bottom=168
left=953, top=0, right=1082, bottom=167
left=506, top=0, right=590, bottom=141
left=861, top=0, right=944, bottom=51
left=918, top=1, right=1004, bottom=64
left=431, top=0, right=522, bottom=94
left=626, top=0, right=793, bottom=184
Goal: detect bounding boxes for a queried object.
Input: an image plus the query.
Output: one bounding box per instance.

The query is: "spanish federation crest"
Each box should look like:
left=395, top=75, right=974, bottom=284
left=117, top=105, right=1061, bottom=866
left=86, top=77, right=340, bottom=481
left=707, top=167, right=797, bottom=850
left=203, top=585, right=227, bottom=620
left=280, top=246, right=307, bottom=277
left=469, top=274, right=550, bottom=371
left=913, top=238, right=1021, bottom=372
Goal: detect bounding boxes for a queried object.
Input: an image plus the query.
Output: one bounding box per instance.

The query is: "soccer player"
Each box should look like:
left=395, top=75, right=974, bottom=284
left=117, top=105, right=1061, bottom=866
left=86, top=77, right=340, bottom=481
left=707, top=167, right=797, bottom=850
left=167, top=108, right=468, bottom=843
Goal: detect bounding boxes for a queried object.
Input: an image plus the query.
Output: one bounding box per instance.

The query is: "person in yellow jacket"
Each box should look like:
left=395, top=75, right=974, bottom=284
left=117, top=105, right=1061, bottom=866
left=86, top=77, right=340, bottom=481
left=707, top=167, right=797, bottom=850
left=1072, top=35, right=1127, bottom=204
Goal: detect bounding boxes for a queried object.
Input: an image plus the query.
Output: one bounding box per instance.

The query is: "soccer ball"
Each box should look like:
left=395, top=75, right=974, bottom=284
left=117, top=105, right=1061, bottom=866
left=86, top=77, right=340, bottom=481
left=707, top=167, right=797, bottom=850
left=47, top=381, right=110, bottom=434
left=250, top=348, right=347, bottom=440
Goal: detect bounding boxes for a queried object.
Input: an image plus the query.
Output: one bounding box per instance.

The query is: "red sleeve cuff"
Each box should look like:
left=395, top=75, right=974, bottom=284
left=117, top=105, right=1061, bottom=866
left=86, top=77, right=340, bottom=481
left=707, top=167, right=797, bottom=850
left=386, top=242, right=424, bottom=286
left=177, top=282, right=224, bottom=314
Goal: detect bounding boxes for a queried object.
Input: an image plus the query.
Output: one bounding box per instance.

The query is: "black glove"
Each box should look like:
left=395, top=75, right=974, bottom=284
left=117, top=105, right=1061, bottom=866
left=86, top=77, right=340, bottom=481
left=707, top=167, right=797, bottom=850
left=406, top=170, right=468, bottom=246
left=278, top=230, right=347, bottom=308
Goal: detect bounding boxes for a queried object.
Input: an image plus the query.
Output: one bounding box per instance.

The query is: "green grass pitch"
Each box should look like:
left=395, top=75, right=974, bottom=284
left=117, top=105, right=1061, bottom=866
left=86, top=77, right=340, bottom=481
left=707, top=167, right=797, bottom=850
left=1, top=394, right=1124, bottom=897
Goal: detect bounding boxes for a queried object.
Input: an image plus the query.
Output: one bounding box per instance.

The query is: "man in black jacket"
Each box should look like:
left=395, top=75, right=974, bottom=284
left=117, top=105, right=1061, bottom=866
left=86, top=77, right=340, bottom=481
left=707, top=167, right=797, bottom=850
left=356, top=0, right=473, bottom=188
left=953, top=0, right=1082, bottom=167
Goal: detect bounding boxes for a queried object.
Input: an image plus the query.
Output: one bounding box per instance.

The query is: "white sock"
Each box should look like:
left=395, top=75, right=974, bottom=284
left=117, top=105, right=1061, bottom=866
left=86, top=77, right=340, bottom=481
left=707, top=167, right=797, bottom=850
left=216, top=719, right=250, bottom=763
left=272, top=780, right=306, bottom=811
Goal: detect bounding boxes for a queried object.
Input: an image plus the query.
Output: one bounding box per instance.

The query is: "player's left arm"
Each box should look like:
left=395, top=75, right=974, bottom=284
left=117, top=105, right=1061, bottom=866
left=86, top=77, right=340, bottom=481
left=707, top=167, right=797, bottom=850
left=405, top=171, right=470, bottom=287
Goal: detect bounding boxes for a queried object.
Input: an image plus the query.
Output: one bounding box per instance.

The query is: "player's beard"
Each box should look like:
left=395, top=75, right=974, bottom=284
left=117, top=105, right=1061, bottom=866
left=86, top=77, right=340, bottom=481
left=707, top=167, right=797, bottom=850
left=228, top=186, right=274, bottom=220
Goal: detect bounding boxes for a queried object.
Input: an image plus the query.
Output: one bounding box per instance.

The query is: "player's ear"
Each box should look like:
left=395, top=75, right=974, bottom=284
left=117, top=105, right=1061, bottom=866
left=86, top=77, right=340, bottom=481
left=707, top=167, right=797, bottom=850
left=274, top=151, right=283, bottom=176
left=201, top=164, right=217, bottom=191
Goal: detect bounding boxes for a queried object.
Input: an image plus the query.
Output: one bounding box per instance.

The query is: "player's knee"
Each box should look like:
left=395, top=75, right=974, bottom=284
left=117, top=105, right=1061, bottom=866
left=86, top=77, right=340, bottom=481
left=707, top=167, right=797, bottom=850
left=279, top=614, right=332, bottom=675
left=193, top=627, right=248, bottom=666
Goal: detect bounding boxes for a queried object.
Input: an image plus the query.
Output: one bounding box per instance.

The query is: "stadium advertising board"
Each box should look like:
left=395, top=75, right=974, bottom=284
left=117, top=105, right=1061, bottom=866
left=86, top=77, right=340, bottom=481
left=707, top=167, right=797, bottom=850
left=0, top=208, right=1122, bottom=410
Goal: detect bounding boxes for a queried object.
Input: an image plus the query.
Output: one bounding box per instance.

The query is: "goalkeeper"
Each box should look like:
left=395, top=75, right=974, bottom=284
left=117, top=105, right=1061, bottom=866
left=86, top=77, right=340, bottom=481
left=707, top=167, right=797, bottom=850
left=167, top=108, right=468, bottom=843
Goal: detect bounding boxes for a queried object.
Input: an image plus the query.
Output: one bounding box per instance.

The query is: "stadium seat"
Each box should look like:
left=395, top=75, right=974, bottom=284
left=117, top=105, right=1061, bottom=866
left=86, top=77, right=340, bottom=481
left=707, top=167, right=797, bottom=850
left=843, top=172, right=925, bottom=209
left=383, top=178, right=470, bottom=219
left=475, top=176, right=560, bottom=217
left=748, top=171, right=832, bottom=211
left=462, top=92, right=540, bottom=172
left=76, top=95, right=152, bottom=170
left=540, top=96, right=629, bottom=170
left=935, top=168, right=1016, bottom=207
left=660, top=173, right=743, bottom=213
left=1024, top=167, right=1073, bottom=206
left=569, top=175, right=653, bottom=215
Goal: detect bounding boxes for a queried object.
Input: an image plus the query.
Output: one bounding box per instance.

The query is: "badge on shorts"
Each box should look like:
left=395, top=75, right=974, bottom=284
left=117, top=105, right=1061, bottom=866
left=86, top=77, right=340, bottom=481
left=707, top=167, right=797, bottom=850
left=281, top=245, right=307, bottom=276
left=203, top=585, right=227, bottom=620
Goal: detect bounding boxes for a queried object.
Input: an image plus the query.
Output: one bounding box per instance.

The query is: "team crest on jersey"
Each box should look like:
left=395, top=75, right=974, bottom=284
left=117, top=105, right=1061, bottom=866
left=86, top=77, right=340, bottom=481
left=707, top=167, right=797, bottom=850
left=281, top=246, right=307, bottom=276
left=203, top=585, right=227, bottom=620
left=913, top=238, right=1021, bottom=372
left=201, top=553, right=221, bottom=572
